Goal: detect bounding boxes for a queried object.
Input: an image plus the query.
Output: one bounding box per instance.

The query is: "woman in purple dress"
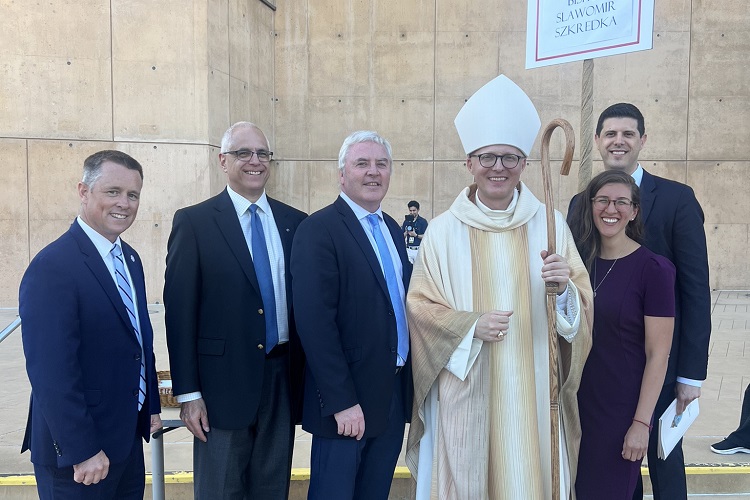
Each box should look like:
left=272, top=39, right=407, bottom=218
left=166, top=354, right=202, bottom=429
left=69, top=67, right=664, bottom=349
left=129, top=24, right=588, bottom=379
left=569, top=170, right=675, bottom=499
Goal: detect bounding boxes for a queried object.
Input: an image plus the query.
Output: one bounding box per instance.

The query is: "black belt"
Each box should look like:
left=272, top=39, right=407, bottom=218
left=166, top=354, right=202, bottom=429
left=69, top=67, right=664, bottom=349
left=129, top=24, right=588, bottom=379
left=266, top=342, right=289, bottom=359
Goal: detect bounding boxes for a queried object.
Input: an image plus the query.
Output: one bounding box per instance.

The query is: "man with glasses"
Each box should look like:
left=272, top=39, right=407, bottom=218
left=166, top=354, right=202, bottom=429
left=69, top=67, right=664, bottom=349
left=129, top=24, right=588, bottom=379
left=164, top=121, right=307, bottom=499
left=567, top=103, right=711, bottom=500
left=406, top=75, right=593, bottom=499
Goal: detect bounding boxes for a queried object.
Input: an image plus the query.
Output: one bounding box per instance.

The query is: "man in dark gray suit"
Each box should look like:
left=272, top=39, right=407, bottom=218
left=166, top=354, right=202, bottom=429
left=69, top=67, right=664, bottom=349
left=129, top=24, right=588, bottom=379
left=164, top=122, right=306, bottom=499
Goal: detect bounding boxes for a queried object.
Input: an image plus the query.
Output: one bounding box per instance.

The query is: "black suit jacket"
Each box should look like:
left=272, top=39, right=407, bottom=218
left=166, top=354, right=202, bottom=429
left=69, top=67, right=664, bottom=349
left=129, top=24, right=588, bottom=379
left=290, top=196, right=413, bottom=439
left=568, top=169, right=711, bottom=383
left=20, top=220, right=160, bottom=468
left=164, top=189, right=307, bottom=429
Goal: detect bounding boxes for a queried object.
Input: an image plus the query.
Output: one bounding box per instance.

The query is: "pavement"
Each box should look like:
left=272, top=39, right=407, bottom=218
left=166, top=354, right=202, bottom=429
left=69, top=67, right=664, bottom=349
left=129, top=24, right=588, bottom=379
left=1, top=290, right=750, bottom=498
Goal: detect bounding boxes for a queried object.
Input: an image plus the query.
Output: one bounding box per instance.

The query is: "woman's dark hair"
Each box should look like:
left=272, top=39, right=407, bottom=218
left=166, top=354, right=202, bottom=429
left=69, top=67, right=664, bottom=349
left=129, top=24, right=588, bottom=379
left=568, top=170, right=644, bottom=271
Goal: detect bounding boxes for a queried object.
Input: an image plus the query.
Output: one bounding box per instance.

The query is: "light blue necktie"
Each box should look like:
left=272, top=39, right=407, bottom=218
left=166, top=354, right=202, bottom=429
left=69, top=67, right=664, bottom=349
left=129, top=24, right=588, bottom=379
left=366, top=214, right=409, bottom=365
left=111, top=244, right=146, bottom=410
left=250, top=204, right=279, bottom=353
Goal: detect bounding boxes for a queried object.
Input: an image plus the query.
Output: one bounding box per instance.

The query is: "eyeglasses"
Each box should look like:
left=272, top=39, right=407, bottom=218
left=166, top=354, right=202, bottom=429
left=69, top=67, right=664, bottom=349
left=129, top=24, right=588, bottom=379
left=222, top=149, right=273, bottom=163
left=469, top=153, right=525, bottom=169
left=591, top=196, right=634, bottom=211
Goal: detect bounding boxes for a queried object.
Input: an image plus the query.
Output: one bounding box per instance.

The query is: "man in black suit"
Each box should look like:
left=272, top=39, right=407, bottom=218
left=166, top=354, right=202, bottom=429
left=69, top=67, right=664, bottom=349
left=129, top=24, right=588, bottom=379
left=21, top=150, right=161, bottom=499
left=164, top=122, right=306, bottom=499
left=291, top=130, right=412, bottom=500
left=567, top=103, right=711, bottom=499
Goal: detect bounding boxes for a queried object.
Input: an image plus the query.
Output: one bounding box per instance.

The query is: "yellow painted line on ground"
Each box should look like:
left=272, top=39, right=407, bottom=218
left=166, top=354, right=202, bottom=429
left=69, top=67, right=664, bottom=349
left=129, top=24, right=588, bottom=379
left=2, top=465, right=750, bottom=487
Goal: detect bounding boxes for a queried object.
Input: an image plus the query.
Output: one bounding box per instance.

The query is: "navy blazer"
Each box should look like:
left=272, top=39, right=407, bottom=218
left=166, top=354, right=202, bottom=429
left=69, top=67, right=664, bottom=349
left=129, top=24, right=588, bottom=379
left=568, top=169, right=711, bottom=383
left=290, top=196, right=413, bottom=439
left=20, top=220, right=160, bottom=468
left=164, top=189, right=307, bottom=428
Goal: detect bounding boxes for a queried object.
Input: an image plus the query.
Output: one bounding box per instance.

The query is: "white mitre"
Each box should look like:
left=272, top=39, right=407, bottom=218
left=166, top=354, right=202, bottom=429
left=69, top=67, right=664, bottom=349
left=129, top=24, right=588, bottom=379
left=454, top=74, right=541, bottom=157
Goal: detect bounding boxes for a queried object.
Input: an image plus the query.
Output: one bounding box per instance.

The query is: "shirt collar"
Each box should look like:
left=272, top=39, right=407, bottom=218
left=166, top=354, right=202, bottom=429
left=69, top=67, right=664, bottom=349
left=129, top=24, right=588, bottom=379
left=631, top=163, right=644, bottom=186
left=76, top=216, right=122, bottom=260
left=227, top=185, right=270, bottom=216
left=339, top=191, right=383, bottom=221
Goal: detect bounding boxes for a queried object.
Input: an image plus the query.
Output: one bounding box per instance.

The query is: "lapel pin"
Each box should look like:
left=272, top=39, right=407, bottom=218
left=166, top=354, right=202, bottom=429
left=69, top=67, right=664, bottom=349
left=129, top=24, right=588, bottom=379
left=286, top=228, right=290, bottom=232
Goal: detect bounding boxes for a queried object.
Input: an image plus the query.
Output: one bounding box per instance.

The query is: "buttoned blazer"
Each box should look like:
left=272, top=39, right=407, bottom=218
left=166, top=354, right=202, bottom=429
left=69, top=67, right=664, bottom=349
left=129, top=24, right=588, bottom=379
left=20, top=220, right=160, bottom=468
left=567, top=169, right=711, bottom=382
left=290, top=196, right=413, bottom=439
left=164, top=189, right=307, bottom=429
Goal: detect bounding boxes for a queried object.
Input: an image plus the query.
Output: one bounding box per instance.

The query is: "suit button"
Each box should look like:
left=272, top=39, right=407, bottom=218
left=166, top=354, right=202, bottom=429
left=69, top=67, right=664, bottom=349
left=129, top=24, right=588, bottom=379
left=257, top=344, right=264, bottom=350
left=390, top=348, right=396, bottom=353
left=320, top=403, right=325, bottom=408
left=388, top=310, right=394, bottom=316
left=134, top=353, right=141, bottom=361
left=258, top=308, right=264, bottom=315
left=133, top=389, right=138, bottom=396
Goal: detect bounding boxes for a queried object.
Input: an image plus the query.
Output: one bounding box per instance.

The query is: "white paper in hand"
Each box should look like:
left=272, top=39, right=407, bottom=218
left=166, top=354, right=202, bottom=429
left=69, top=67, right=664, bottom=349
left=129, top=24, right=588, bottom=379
left=658, top=398, right=700, bottom=459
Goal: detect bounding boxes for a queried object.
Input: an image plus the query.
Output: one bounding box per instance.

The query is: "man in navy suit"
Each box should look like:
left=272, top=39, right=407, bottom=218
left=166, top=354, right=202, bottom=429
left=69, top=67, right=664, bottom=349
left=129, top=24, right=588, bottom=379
left=164, top=122, right=306, bottom=499
left=20, top=150, right=162, bottom=499
left=567, top=103, right=711, bottom=499
left=291, top=130, right=413, bottom=500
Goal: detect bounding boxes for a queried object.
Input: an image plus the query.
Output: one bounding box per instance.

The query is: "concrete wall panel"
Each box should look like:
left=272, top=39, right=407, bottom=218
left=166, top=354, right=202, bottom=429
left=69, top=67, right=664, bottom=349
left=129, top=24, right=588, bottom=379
left=383, top=161, right=434, bottom=220
left=307, top=161, right=341, bottom=213
left=308, top=31, right=370, bottom=97
left=433, top=161, right=474, bottom=216
left=434, top=97, right=467, bottom=160
left=267, top=161, right=311, bottom=214
left=688, top=97, right=750, bottom=160
left=692, top=0, right=750, bottom=32
left=435, top=31, right=499, bottom=97
left=370, top=97, right=434, bottom=160
left=208, top=69, right=231, bottom=147
left=0, top=140, right=29, bottom=306
left=436, top=0, right=526, bottom=32
left=308, top=97, right=369, bottom=158
left=274, top=96, right=310, bottom=159
left=690, top=31, right=750, bottom=97
left=0, top=56, right=112, bottom=140
left=208, top=0, right=230, bottom=73
left=706, top=224, right=749, bottom=289
left=654, top=0, right=691, bottom=32
left=307, top=0, right=370, bottom=36
left=374, top=0, right=435, bottom=32
left=372, top=31, right=435, bottom=97
left=274, top=34, right=309, bottom=97
left=230, top=77, right=252, bottom=126
left=689, top=161, right=749, bottom=225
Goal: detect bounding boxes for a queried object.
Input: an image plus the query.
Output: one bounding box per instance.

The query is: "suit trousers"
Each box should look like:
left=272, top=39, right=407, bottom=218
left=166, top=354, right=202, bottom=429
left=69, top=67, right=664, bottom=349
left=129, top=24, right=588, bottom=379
left=725, top=383, right=750, bottom=445
left=34, top=432, right=144, bottom=500
left=194, top=354, right=294, bottom=500
left=307, top=369, right=406, bottom=500
left=633, top=382, right=687, bottom=500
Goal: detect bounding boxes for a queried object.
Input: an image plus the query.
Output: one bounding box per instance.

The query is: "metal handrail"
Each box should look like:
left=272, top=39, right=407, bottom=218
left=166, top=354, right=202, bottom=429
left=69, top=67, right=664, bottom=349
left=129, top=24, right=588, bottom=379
left=0, top=316, right=21, bottom=344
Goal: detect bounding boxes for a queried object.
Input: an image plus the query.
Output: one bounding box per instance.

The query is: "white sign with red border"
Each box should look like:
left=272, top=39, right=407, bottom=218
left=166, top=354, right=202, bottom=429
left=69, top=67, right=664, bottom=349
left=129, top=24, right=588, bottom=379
left=526, top=0, right=655, bottom=69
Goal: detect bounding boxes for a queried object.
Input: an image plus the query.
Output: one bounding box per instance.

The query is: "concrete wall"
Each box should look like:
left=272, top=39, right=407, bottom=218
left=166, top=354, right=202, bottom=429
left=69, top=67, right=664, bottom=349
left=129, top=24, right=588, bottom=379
left=1, top=0, right=748, bottom=306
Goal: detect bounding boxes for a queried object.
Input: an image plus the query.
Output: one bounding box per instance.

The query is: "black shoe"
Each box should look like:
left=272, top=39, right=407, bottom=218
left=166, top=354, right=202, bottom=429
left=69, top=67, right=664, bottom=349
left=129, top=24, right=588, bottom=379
left=710, top=438, right=750, bottom=455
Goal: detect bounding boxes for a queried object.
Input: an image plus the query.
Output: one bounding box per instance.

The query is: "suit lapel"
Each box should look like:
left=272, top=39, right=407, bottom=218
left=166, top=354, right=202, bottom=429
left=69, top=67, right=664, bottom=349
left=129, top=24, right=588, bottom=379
left=213, top=190, right=262, bottom=297
left=639, top=169, right=657, bottom=224
left=70, top=221, right=136, bottom=336
left=334, top=197, right=390, bottom=298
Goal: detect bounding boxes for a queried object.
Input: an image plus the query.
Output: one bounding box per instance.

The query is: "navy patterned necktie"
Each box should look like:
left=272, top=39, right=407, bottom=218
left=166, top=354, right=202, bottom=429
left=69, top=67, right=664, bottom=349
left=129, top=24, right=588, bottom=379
left=111, top=244, right=146, bottom=410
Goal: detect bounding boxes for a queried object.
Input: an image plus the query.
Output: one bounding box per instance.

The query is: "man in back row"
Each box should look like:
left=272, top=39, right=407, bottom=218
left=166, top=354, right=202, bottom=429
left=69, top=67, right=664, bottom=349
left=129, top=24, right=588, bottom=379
left=401, top=200, right=428, bottom=264
left=568, top=103, right=711, bottom=499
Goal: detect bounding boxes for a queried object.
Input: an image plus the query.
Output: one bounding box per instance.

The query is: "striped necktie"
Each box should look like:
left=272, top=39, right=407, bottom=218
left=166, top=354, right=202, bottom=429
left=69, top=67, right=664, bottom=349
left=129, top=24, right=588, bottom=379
left=366, top=214, right=409, bottom=365
left=249, top=204, right=279, bottom=353
left=111, top=244, right=147, bottom=410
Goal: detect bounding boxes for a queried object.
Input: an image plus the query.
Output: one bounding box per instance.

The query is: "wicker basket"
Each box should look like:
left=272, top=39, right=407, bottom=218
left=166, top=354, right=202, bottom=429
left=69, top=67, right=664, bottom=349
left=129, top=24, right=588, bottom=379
left=157, top=371, right=180, bottom=408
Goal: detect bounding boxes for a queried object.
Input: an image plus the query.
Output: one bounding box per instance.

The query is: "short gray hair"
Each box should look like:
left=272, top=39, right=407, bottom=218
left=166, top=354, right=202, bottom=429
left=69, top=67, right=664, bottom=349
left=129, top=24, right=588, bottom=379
left=337, top=130, right=393, bottom=172
left=220, top=122, right=270, bottom=152
left=81, top=150, right=143, bottom=188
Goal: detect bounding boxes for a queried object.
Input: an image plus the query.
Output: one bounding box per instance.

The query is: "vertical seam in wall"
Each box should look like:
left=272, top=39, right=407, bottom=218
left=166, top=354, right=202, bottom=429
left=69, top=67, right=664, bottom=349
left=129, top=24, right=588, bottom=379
left=432, top=0, right=438, bottom=219
left=25, top=140, right=31, bottom=263
left=685, top=0, right=694, bottom=185
left=110, top=0, right=115, bottom=141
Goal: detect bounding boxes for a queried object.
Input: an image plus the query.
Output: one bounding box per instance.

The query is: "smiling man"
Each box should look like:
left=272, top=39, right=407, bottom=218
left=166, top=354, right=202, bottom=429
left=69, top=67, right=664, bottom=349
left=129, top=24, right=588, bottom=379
left=568, top=103, right=711, bottom=500
left=20, top=150, right=162, bottom=500
left=405, top=75, right=593, bottom=499
left=291, top=131, right=413, bottom=500
left=164, top=121, right=307, bottom=499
